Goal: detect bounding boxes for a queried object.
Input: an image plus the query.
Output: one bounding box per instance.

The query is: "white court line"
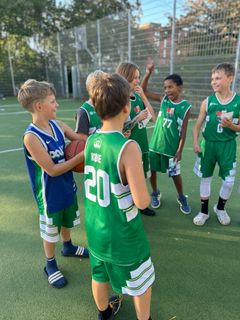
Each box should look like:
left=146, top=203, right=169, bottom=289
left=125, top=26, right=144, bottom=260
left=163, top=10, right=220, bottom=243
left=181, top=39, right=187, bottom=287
left=0, top=108, right=78, bottom=116
left=0, top=147, right=23, bottom=154
left=0, top=122, right=195, bottom=155
left=0, top=125, right=153, bottom=155
left=0, top=99, right=73, bottom=108
left=0, top=104, right=19, bottom=108
left=0, top=111, right=27, bottom=115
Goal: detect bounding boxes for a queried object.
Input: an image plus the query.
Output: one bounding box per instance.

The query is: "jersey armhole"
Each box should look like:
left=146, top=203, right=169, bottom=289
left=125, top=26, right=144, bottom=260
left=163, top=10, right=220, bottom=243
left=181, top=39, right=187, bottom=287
left=23, top=131, right=48, bottom=159
left=117, top=139, right=141, bottom=186
left=76, top=109, right=90, bottom=134
left=206, top=97, right=209, bottom=113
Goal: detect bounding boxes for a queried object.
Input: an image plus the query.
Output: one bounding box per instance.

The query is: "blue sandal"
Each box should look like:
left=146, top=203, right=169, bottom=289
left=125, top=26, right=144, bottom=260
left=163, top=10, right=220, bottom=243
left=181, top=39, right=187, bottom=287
left=61, top=246, right=89, bottom=258
left=44, top=267, right=67, bottom=289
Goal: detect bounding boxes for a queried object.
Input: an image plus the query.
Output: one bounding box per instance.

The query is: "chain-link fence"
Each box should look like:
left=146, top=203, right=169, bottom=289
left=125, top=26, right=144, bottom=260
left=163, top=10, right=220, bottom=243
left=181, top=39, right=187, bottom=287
left=1, top=0, right=240, bottom=114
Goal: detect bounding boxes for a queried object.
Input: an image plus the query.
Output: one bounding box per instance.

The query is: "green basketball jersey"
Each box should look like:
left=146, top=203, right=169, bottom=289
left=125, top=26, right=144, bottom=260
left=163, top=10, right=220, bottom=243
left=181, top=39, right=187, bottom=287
left=128, top=93, right=149, bottom=153
left=202, top=93, right=240, bottom=142
left=81, top=101, right=102, bottom=135
left=149, top=95, right=191, bottom=157
left=84, top=131, right=150, bottom=265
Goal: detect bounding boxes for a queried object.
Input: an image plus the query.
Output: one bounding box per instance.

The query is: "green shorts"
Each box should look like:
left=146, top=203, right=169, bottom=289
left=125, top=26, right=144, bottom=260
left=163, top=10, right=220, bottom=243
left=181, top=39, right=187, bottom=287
left=193, top=139, right=237, bottom=180
left=39, top=196, right=80, bottom=243
left=89, top=252, right=155, bottom=296
left=142, top=151, right=151, bottom=179
left=150, top=151, right=180, bottom=176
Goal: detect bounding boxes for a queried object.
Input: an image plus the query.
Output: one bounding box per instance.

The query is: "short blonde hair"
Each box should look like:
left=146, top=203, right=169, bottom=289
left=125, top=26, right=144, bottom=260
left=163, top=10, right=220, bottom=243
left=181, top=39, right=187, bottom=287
left=86, top=70, right=107, bottom=98
left=18, top=79, right=56, bottom=111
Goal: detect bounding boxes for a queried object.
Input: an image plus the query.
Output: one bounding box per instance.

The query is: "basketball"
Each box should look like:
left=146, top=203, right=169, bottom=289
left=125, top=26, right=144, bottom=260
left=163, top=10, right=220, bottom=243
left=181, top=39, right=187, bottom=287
left=64, top=140, right=85, bottom=173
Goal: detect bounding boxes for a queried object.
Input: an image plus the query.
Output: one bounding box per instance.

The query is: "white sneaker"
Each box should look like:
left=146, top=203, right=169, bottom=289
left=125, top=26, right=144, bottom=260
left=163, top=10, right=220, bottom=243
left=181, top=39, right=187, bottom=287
left=213, top=204, right=231, bottom=225
left=193, top=212, right=210, bottom=226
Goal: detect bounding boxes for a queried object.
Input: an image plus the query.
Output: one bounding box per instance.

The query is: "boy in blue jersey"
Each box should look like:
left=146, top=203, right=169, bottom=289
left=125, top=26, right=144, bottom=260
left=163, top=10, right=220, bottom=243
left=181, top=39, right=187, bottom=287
left=85, top=73, right=154, bottom=320
left=18, top=79, right=89, bottom=289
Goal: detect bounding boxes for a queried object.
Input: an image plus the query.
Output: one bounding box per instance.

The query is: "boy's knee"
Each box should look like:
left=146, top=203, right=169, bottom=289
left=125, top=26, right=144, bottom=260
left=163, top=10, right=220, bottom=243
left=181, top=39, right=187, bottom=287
left=219, top=179, right=234, bottom=199
left=200, top=177, right=212, bottom=198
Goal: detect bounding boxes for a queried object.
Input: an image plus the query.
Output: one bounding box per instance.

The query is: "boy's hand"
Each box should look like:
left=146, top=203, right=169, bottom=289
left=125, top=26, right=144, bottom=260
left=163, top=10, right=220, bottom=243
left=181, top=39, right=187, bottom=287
left=174, top=151, right=182, bottom=162
left=146, top=62, right=154, bottom=74
left=123, top=130, right=131, bottom=138
left=138, top=109, right=148, bottom=121
left=193, top=143, right=201, bottom=153
left=134, top=85, right=145, bottom=98
left=221, top=118, right=232, bottom=128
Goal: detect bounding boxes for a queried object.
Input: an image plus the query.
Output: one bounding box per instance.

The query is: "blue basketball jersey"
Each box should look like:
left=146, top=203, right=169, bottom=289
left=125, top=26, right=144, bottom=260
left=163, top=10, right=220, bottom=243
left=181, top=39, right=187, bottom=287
left=23, top=120, right=77, bottom=214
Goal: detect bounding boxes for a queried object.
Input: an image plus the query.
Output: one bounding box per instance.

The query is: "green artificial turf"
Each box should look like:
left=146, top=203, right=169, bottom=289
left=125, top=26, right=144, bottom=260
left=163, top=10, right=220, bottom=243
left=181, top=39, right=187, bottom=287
left=0, top=97, right=240, bottom=320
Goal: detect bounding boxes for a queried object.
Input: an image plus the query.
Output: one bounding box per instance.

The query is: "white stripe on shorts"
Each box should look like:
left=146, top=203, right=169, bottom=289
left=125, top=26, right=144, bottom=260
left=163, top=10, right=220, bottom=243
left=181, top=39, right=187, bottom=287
left=40, top=231, right=59, bottom=243
left=193, top=156, right=203, bottom=177
left=122, top=257, right=155, bottom=296
left=39, top=215, right=59, bottom=243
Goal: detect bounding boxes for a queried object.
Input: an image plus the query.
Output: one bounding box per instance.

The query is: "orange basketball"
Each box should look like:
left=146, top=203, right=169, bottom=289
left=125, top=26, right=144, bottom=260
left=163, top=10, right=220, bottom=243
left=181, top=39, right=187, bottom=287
left=64, top=140, right=85, bottom=173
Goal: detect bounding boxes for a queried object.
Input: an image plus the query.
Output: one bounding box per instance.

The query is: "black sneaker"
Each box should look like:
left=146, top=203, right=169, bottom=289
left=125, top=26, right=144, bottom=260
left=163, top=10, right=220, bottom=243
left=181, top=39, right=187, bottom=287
left=109, top=295, right=122, bottom=315
left=140, top=207, right=156, bottom=216
left=98, top=295, right=123, bottom=319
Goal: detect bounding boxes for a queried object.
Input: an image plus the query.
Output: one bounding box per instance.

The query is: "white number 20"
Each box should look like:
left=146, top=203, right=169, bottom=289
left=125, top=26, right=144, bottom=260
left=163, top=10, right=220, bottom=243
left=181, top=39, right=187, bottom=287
left=84, top=165, right=110, bottom=207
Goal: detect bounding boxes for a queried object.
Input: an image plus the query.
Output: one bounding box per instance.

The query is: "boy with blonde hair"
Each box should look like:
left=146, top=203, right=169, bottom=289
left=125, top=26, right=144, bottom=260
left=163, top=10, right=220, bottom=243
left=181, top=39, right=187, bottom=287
left=18, top=79, right=88, bottom=288
left=193, top=63, right=240, bottom=226
left=75, top=70, right=106, bottom=140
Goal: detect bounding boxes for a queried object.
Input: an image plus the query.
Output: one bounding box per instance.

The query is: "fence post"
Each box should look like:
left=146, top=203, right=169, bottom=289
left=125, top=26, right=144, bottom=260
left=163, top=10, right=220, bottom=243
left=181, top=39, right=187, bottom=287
left=128, top=9, right=131, bottom=61
left=57, top=32, right=65, bottom=97
left=233, top=30, right=240, bottom=91
left=7, top=38, right=16, bottom=96
left=64, top=65, right=69, bottom=99
left=170, top=0, right=176, bottom=74
left=97, top=19, right=102, bottom=69
left=43, top=38, right=50, bottom=82
left=74, top=27, right=81, bottom=98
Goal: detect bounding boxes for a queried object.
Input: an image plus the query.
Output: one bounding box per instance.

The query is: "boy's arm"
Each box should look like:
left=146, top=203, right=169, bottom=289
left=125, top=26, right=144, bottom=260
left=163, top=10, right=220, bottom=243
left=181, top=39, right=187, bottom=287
left=174, top=109, right=190, bottom=161
left=123, top=112, right=143, bottom=133
left=59, top=120, right=87, bottom=141
left=141, top=62, right=162, bottom=103
left=135, top=85, right=156, bottom=122
left=74, top=109, right=89, bottom=141
left=120, top=141, right=150, bottom=209
left=193, top=99, right=207, bottom=153
left=24, top=133, right=84, bottom=177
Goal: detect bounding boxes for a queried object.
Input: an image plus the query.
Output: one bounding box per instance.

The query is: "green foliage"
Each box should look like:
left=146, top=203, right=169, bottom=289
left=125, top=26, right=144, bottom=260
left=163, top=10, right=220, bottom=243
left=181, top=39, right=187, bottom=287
left=0, top=0, right=139, bottom=37
left=0, top=0, right=64, bottom=37
left=178, top=0, right=240, bottom=56
left=65, top=0, right=140, bottom=28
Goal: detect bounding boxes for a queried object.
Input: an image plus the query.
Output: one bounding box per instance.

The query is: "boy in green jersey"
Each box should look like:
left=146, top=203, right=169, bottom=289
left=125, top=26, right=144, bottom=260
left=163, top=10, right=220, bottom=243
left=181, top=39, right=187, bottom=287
left=116, top=62, right=156, bottom=217
left=193, top=63, right=240, bottom=226
left=84, top=73, right=155, bottom=320
left=141, top=62, right=191, bottom=214
left=75, top=70, right=105, bottom=140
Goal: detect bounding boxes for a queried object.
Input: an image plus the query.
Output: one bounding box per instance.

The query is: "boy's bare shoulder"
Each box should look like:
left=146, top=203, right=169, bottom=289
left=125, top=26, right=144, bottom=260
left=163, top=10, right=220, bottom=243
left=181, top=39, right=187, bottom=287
left=121, top=140, right=141, bottom=161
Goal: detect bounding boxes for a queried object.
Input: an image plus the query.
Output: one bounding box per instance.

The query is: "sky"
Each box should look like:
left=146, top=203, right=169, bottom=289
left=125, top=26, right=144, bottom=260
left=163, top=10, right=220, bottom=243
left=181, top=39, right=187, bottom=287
left=55, top=0, right=186, bottom=26
left=135, top=0, right=186, bottom=25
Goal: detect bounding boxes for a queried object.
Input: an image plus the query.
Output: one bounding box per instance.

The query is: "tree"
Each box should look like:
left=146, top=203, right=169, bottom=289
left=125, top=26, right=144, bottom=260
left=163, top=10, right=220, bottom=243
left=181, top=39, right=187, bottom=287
left=176, top=0, right=240, bottom=57
left=65, top=0, right=140, bottom=28
left=0, top=0, right=140, bottom=37
left=0, top=0, right=65, bottom=37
